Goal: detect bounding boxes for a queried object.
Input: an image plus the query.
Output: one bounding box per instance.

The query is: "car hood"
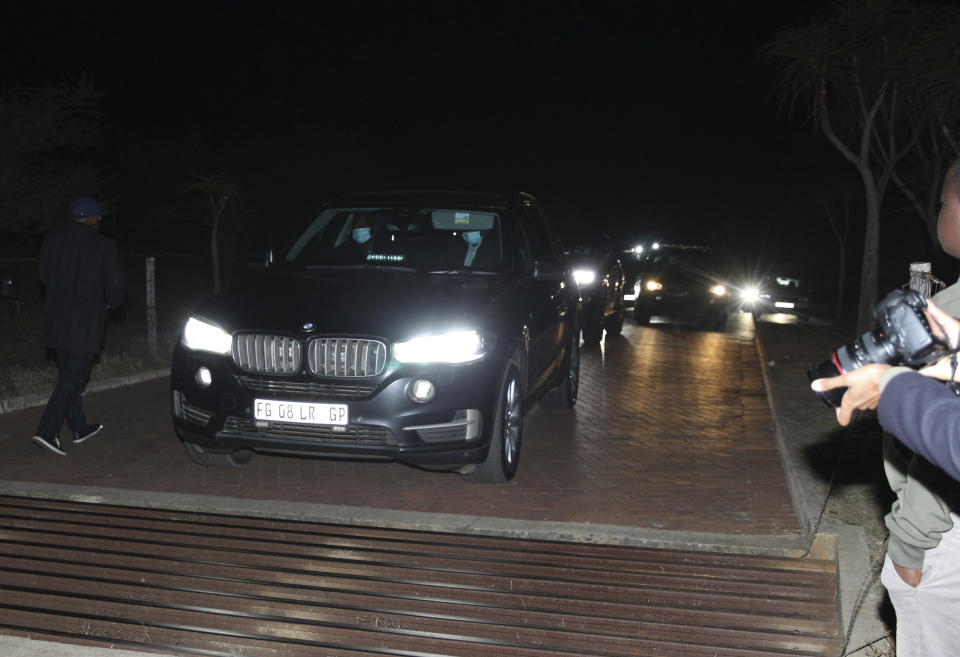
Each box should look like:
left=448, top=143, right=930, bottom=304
left=647, top=266, right=719, bottom=290
left=194, top=268, right=512, bottom=340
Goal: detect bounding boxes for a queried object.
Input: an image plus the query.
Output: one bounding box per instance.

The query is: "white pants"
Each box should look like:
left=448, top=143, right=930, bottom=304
left=881, top=516, right=960, bottom=656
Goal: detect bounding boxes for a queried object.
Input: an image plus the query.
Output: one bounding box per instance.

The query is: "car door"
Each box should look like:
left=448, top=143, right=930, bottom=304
left=517, top=204, right=569, bottom=395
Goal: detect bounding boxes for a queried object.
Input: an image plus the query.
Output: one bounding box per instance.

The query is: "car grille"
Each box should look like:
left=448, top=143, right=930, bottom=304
left=237, top=375, right=377, bottom=400
left=222, top=417, right=395, bottom=446
left=233, top=334, right=302, bottom=375
left=307, top=338, right=387, bottom=377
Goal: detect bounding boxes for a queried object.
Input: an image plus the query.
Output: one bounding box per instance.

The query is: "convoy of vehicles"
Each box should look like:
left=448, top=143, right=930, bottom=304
left=172, top=192, right=824, bottom=482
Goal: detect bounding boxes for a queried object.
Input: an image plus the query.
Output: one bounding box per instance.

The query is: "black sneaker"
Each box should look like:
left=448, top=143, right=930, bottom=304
left=74, top=424, right=103, bottom=444
left=33, top=434, right=66, bottom=456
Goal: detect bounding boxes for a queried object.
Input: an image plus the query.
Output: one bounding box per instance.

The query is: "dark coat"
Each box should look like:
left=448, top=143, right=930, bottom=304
left=878, top=371, right=960, bottom=484
left=38, top=221, right=127, bottom=354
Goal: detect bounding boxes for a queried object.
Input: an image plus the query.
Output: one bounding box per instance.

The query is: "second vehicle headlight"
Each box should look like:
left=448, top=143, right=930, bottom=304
left=182, top=317, right=233, bottom=355
left=710, top=284, right=728, bottom=297
left=740, top=286, right=761, bottom=303
left=573, top=269, right=597, bottom=286
left=394, top=330, right=486, bottom=364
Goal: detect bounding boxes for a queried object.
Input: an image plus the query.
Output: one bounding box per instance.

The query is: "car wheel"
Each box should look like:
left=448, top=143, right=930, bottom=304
left=183, top=440, right=254, bottom=468
left=604, top=299, right=624, bottom=335
left=542, top=328, right=580, bottom=409
left=581, top=303, right=603, bottom=344
left=465, top=359, right=523, bottom=483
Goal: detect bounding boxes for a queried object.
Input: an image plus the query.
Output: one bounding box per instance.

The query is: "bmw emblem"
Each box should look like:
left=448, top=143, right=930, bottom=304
left=301, top=322, right=316, bottom=333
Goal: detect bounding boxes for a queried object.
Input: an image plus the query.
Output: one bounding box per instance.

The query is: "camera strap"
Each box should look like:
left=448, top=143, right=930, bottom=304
left=948, top=353, right=960, bottom=397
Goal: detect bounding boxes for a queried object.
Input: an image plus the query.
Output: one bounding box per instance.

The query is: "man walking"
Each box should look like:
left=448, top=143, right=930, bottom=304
left=33, top=197, right=126, bottom=455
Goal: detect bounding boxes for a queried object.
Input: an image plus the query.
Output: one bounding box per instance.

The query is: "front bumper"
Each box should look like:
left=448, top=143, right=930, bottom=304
left=747, top=296, right=811, bottom=315
left=170, top=343, right=504, bottom=467
left=637, top=292, right=728, bottom=319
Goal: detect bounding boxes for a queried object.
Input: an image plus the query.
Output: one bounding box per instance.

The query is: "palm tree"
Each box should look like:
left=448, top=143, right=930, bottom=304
left=762, top=0, right=956, bottom=331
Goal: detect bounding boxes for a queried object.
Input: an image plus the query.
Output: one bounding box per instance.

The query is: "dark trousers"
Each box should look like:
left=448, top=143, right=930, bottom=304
left=36, top=349, right=97, bottom=438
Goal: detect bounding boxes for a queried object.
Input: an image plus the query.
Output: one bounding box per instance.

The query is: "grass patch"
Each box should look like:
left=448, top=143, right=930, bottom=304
left=0, top=333, right=177, bottom=399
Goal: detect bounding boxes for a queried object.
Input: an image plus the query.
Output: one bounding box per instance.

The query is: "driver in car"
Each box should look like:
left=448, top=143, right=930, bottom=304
left=452, top=229, right=498, bottom=268
left=333, top=212, right=378, bottom=263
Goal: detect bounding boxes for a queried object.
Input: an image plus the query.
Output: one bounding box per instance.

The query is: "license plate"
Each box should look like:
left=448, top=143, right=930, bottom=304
left=774, top=301, right=795, bottom=309
left=254, top=399, right=349, bottom=426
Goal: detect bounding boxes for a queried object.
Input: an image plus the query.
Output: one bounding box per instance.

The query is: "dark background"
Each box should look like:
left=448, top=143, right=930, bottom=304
left=2, top=1, right=946, bottom=300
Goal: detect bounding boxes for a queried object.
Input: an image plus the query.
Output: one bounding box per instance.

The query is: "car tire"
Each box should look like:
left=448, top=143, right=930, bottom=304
left=604, top=300, right=624, bottom=335
left=581, top=303, right=603, bottom=344
left=183, top=440, right=254, bottom=468
left=542, top=328, right=580, bottom=409
left=634, top=304, right=651, bottom=325
left=465, top=359, right=523, bottom=483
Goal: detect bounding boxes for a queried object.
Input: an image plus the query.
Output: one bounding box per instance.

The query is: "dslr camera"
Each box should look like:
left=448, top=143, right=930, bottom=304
left=808, top=288, right=949, bottom=408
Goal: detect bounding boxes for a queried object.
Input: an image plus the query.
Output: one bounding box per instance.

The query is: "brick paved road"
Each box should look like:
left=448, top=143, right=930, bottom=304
left=0, top=313, right=800, bottom=536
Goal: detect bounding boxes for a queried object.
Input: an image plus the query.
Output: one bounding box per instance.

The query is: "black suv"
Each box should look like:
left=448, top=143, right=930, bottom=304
left=170, top=191, right=581, bottom=483
left=567, top=242, right=625, bottom=343
left=631, top=243, right=731, bottom=330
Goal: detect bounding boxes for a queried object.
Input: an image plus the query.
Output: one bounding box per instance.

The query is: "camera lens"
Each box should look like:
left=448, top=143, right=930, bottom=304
left=807, top=357, right=844, bottom=408
left=808, top=329, right=899, bottom=408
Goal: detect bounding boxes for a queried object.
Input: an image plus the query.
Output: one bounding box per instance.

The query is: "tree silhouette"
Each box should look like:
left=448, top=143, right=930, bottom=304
left=186, top=172, right=245, bottom=293
left=763, top=0, right=960, bottom=332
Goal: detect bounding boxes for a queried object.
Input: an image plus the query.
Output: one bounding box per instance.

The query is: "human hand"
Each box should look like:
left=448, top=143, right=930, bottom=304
left=810, top=364, right=891, bottom=426
left=919, top=353, right=958, bottom=381
left=923, top=299, right=960, bottom=348
left=917, top=299, right=960, bottom=381
left=893, top=562, right=922, bottom=588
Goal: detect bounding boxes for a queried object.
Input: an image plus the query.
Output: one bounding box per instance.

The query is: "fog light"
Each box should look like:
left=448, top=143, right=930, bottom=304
left=408, top=378, right=436, bottom=403
left=196, top=366, right=213, bottom=388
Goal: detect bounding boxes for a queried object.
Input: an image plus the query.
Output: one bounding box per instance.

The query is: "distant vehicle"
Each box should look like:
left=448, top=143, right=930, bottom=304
left=740, top=275, right=813, bottom=318
left=621, top=250, right=642, bottom=308
left=170, top=191, right=582, bottom=483
left=568, top=242, right=626, bottom=344
left=631, top=243, right=731, bottom=330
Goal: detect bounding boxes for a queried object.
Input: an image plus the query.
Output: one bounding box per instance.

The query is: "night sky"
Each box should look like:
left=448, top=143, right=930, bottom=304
left=7, top=0, right=921, bottom=291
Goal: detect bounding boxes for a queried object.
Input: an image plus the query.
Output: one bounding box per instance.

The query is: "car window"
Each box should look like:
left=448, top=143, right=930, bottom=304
left=284, top=207, right=505, bottom=271
left=519, top=206, right=556, bottom=263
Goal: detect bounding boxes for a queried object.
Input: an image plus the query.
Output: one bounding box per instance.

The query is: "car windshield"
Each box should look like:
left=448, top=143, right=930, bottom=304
left=284, top=206, right=504, bottom=272
left=645, top=247, right=713, bottom=270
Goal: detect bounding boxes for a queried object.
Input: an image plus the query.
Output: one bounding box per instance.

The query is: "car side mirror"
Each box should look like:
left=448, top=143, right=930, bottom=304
left=247, top=248, right=275, bottom=270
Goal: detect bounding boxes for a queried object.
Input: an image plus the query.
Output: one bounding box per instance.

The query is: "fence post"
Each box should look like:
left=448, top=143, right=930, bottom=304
left=146, top=256, right=157, bottom=356
left=908, top=262, right=945, bottom=298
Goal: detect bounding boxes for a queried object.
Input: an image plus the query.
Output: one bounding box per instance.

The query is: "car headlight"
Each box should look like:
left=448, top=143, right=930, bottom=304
left=182, top=317, right=233, bottom=355
left=645, top=279, right=663, bottom=292
left=394, top=330, right=487, bottom=364
left=573, top=269, right=597, bottom=286
left=741, top=286, right=761, bottom=303
left=710, top=284, right=728, bottom=297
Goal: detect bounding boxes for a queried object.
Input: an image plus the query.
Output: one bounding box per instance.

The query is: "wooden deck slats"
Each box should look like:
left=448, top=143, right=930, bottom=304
left=0, top=495, right=843, bottom=657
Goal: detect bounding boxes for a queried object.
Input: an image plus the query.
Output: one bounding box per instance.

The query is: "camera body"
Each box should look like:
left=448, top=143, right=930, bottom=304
left=808, top=288, right=948, bottom=407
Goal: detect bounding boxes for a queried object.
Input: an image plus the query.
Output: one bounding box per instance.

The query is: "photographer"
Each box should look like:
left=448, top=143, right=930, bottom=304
left=811, top=160, right=960, bottom=656
left=811, top=298, right=960, bottom=482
